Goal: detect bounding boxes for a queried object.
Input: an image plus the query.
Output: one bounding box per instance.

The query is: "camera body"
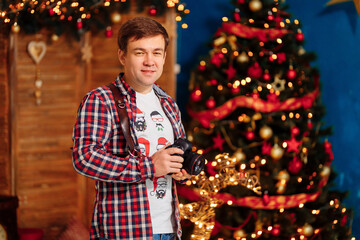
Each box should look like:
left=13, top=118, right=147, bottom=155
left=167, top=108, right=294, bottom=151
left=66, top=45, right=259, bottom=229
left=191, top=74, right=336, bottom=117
left=166, top=138, right=205, bottom=175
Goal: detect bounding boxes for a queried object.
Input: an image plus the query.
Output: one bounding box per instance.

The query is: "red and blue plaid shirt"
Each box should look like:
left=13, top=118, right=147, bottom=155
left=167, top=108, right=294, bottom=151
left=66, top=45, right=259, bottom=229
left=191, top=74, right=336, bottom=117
left=72, top=73, right=185, bottom=240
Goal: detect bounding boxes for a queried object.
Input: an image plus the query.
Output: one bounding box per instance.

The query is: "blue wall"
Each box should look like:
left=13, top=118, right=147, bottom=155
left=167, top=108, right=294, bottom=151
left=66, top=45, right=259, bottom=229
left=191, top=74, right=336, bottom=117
left=176, top=0, right=360, bottom=236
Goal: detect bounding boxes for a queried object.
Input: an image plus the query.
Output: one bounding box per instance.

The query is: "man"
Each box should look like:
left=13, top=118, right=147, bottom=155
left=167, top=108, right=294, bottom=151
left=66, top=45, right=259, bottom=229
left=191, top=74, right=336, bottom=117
left=72, top=17, right=190, bottom=240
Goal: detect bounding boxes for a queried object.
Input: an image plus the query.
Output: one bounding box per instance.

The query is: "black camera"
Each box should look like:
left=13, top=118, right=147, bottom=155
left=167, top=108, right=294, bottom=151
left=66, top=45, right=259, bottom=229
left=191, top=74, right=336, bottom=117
left=166, top=138, right=205, bottom=175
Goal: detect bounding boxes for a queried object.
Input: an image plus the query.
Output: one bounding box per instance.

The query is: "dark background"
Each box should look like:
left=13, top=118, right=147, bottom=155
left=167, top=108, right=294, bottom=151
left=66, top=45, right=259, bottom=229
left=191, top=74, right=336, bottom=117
left=176, top=0, right=360, bottom=236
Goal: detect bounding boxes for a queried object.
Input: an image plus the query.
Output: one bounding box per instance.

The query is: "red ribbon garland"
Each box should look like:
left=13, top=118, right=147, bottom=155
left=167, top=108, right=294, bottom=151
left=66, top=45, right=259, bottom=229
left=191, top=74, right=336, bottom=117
left=188, top=89, right=319, bottom=128
left=219, top=22, right=291, bottom=42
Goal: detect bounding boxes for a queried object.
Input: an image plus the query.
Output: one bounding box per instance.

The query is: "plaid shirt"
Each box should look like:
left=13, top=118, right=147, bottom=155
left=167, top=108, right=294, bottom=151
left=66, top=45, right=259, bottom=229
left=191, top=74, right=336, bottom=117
left=72, top=73, right=185, bottom=240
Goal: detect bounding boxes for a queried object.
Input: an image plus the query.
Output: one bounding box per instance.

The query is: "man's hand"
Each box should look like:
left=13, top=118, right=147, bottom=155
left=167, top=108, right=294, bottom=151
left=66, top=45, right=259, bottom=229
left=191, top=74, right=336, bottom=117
left=171, top=169, right=191, bottom=182
left=151, top=145, right=184, bottom=177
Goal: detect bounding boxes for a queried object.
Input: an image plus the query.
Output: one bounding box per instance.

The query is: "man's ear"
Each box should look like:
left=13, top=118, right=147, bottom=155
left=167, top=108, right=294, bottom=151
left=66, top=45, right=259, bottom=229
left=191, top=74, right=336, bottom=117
left=118, top=49, right=125, bottom=65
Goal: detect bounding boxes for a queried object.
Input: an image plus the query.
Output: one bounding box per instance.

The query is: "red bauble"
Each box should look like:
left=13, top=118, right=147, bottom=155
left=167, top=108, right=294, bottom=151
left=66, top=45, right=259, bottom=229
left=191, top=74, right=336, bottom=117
left=149, top=7, right=157, bottom=16
left=287, top=69, right=297, bottom=79
left=234, top=12, right=241, bottom=22
left=271, top=225, right=281, bottom=236
left=231, top=86, right=240, bottom=94
left=105, top=26, right=113, bottom=38
left=49, top=8, right=55, bottom=16
left=268, top=15, right=274, bottom=21
left=206, top=98, right=216, bottom=109
left=76, top=19, right=83, bottom=29
left=209, top=79, right=217, bottom=85
left=238, top=0, right=245, bottom=3
left=262, top=190, right=270, bottom=205
left=288, top=156, right=303, bottom=174
left=190, top=88, right=202, bottom=102
left=291, top=126, right=300, bottom=136
left=263, top=72, right=271, bottom=81
left=307, top=120, right=313, bottom=129
left=296, top=32, right=304, bottom=41
left=198, top=65, right=206, bottom=71
left=247, top=62, right=263, bottom=78
left=245, top=131, right=255, bottom=140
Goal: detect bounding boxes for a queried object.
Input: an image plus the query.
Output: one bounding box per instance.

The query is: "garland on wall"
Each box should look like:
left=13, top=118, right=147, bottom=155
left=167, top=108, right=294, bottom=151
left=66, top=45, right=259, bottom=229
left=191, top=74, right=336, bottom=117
left=0, top=0, right=189, bottom=40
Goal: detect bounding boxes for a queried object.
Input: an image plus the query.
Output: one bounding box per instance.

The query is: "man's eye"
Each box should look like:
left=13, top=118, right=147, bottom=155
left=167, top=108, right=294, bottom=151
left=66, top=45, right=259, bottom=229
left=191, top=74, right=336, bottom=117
left=154, top=52, right=162, bottom=56
left=135, top=52, right=144, bottom=55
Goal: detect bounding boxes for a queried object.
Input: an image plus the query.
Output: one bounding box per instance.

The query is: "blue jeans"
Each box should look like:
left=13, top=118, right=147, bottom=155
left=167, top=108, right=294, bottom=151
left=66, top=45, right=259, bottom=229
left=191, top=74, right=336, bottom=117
left=98, top=233, right=176, bottom=240
left=153, top=233, right=176, bottom=240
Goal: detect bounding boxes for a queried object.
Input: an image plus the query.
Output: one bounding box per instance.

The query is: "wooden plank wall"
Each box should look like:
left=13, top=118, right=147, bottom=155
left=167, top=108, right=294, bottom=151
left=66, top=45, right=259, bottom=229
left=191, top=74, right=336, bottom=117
left=0, top=31, right=11, bottom=195
left=10, top=32, right=83, bottom=239
left=0, top=6, right=177, bottom=239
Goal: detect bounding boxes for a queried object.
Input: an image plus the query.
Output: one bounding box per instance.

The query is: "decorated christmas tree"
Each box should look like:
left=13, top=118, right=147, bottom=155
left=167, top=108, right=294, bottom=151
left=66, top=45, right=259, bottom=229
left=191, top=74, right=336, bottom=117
left=178, top=0, right=355, bottom=239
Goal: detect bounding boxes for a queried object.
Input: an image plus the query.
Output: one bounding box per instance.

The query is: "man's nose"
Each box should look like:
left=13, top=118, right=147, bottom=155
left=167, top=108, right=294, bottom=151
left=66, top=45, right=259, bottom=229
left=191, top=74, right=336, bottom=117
left=144, top=53, right=155, bottom=66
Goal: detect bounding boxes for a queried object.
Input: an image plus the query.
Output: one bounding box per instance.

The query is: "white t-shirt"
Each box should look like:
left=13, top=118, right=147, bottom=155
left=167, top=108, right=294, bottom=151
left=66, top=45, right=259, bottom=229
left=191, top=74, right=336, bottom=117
left=135, top=89, right=175, bottom=234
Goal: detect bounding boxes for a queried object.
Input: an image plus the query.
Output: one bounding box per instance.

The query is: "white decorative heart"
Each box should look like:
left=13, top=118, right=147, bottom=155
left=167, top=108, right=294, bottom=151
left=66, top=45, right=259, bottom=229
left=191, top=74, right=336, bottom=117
left=27, top=41, right=47, bottom=64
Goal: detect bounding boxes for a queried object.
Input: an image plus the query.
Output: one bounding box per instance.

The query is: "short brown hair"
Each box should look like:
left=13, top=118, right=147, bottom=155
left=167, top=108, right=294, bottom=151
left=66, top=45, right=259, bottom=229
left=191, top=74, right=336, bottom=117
left=117, top=17, right=169, bottom=53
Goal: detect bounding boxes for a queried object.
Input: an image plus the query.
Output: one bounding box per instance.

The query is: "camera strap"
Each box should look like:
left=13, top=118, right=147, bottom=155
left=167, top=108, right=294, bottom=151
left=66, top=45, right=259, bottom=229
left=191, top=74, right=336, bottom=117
left=107, top=83, right=136, bottom=153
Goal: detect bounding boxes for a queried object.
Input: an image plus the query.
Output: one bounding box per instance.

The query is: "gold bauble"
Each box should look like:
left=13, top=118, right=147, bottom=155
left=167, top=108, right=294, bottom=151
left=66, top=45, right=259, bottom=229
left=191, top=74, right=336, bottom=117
left=276, top=183, right=286, bottom=194
left=320, top=165, right=331, bottom=177
left=259, top=125, right=273, bottom=140
left=276, top=170, right=290, bottom=181
left=237, top=51, right=249, bottom=63
left=249, top=0, right=263, bottom=12
left=111, top=12, right=122, bottom=23
left=270, top=144, right=284, bottom=161
left=51, top=34, right=59, bottom=42
left=233, top=229, right=247, bottom=239
left=233, top=148, right=246, bottom=162
left=302, top=223, right=314, bottom=237
left=11, top=22, right=20, bottom=33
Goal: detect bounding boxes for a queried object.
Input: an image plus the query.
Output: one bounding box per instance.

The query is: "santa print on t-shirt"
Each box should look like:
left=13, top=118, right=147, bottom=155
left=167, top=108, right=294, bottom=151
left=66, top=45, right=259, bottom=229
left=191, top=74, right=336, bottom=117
left=134, top=108, right=147, bottom=132
left=150, top=111, right=164, bottom=131
left=138, top=137, right=150, bottom=156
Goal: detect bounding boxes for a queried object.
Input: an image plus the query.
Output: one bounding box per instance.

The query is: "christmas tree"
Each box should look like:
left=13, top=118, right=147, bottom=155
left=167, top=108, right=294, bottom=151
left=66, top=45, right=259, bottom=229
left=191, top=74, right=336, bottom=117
left=178, top=0, right=355, bottom=239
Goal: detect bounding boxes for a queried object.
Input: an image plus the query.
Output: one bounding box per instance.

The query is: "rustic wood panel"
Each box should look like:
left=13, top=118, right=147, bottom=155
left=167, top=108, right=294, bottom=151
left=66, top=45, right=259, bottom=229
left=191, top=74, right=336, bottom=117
left=11, top=32, right=83, bottom=239
left=0, top=30, right=11, bottom=195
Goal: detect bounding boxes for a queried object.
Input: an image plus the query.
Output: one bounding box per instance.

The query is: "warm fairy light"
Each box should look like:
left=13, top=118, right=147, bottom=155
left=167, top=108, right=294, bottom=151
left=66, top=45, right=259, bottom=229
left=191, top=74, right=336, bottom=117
left=233, top=51, right=239, bottom=57
left=248, top=51, right=254, bottom=57
left=308, top=112, right=313, bottom=118
left=184, top=9, right=190, bottom=14
left=257, top=86, right=262, bottom=92
left=288, top=82, right=293, bottom=88
left=277, top=38, right=282, bottom=44
left=227, top=200, right=233, bottom=205
left=314, top=229, right=320, bottom=234
left=281, top=115, right=286, bottom=121
left=282, top=142, right=287, bottom=148
left=295, top=113, right=300, bottom=119
left=264, top=23, right=269, bottom=28
left=271, top=53, right=277, bottom=60
left=200, top=60, right=206, bottom=66
left=294, top=19, right=299, bottom=24
left=279, top=208, right=284, bottom=213
left=260, top=159, right=266, bottom=165
left=234, top=80, right=240, bottom=87
left=299, top=203, right=304, bottom=208
left=272, top=7, right=278, bottom=12
left=289, top=112, right=294, bottom=118
left=221, top=48, right=228, bottom=54
left=182, top=23, right=188, bottom=29
left=286, top=19, right=290, bottom=23
left=333, top=219, right=338, bottom=224
left=178, top=4, right=184, bottom=11
left=246, top=77, right=251, bottom=83
left=176, top=16, right=182, bottom=21
left=330, top=200, right=335, bottom=206
left=197, top=149, right=204, bottom=154
left=280, top=22, right=285, bottom=27
left=167, top=1, right=175, bottom=7
left=267, top=84, right=272, bottom=90
left=259, top=42, right=264, bottom=47
left=222, top=16, right=229, bottom=22
left=291, top=238, right=296, bottom=240
left=217, top=85, right=223, bottom=91
left=240, top=164, right=246, bottom=170
left=342, top=208, right=347, bottom=213
left=300, top=235, right=305, bottom=240
left=297, top=177, right=302, bottom=182
left=250, top=163, right=256, bottom=168
left=249, top=18, right=254, bottom=23
left=241, top=79, right=246, bottom=86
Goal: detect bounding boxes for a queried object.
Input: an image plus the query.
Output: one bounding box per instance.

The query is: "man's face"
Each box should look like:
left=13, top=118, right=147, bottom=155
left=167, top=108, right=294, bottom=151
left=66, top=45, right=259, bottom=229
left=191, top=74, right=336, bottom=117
left=118, top=35, right=166, bottom=94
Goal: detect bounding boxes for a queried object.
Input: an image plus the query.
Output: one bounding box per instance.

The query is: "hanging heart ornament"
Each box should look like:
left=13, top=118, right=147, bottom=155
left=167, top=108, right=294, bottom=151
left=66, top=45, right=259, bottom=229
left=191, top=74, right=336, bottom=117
left=27, top=41, right=47, bottom=64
